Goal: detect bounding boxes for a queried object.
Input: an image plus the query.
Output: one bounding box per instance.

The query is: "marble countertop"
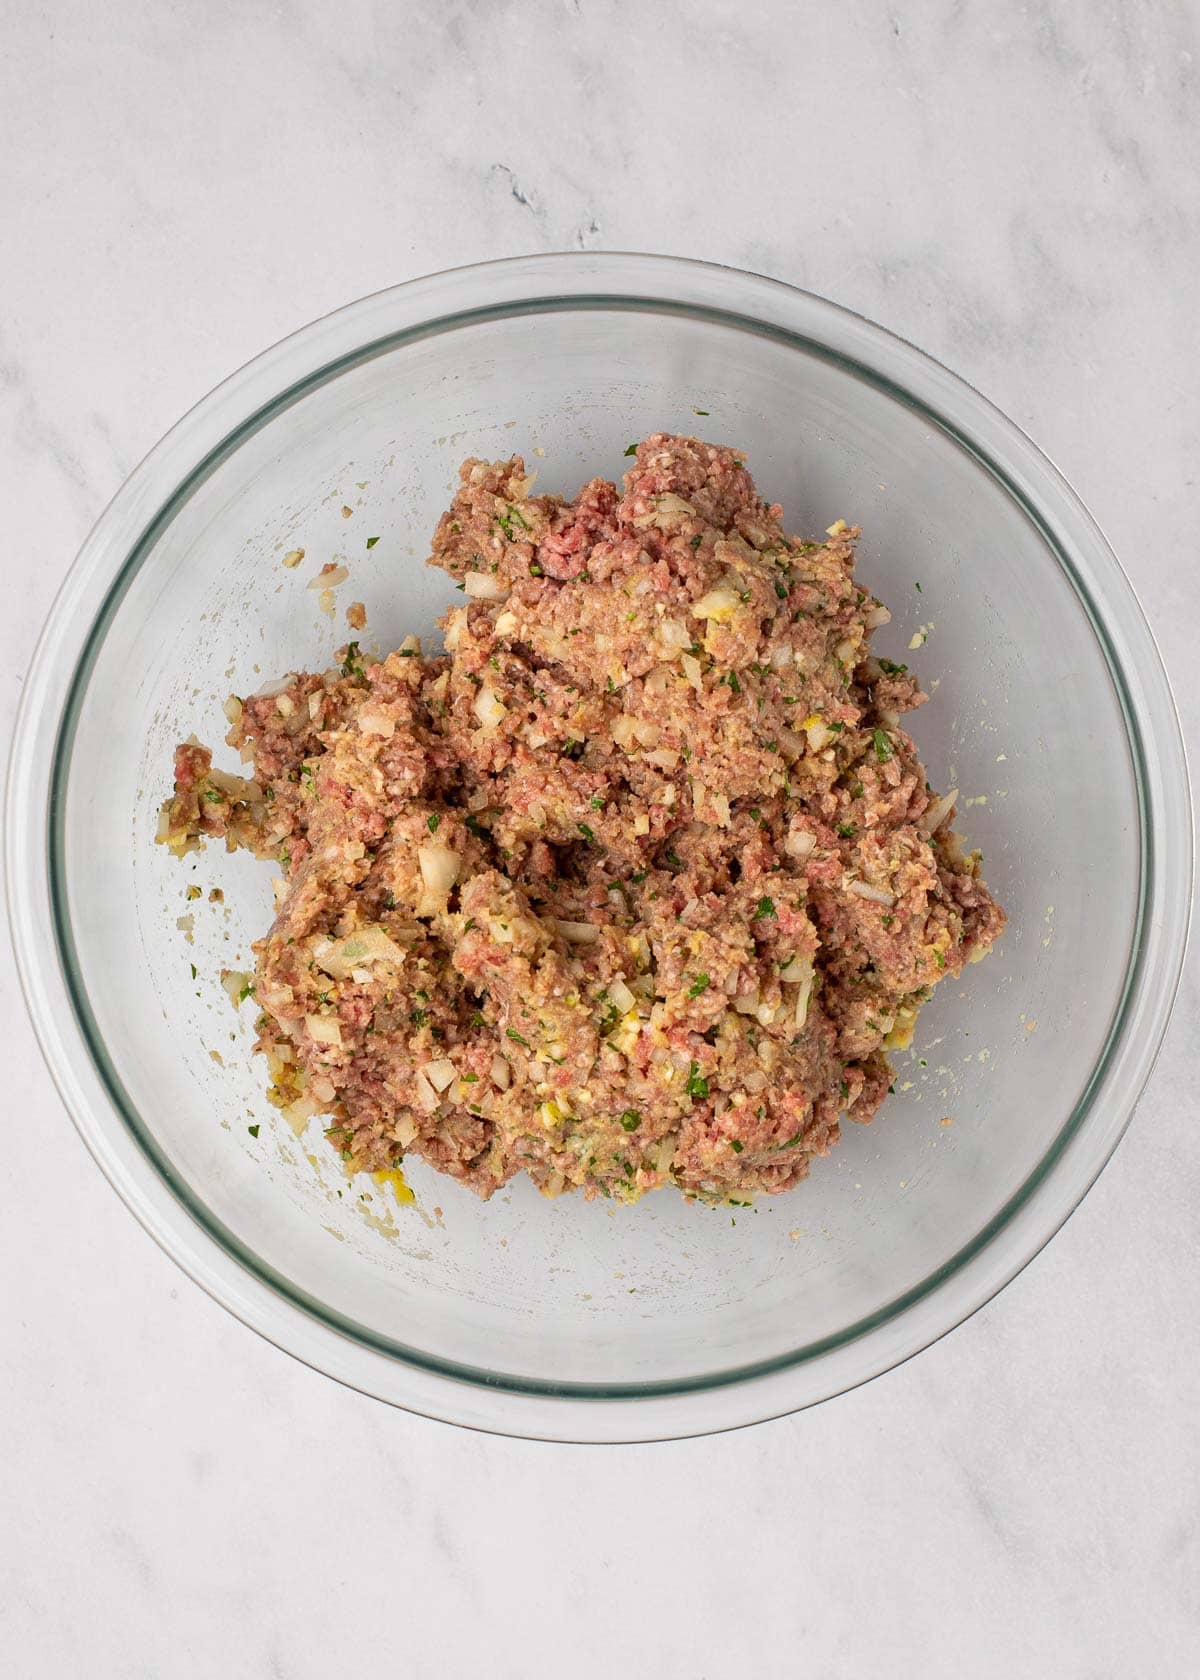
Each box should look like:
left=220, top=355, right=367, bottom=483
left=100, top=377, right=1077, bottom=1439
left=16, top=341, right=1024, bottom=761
left=3, top=3, right=1197, bottom=1674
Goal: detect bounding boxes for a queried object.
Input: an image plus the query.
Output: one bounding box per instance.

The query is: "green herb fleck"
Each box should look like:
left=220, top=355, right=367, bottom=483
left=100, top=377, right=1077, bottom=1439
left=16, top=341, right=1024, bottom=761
left=619, top=1110, right=641, bottom=1132
left=202, top=788, right=222, bottom=803
left=624, top=443, right=637, bottom=457
left=506, top=1028, right=530, bottom=1047
left=688, top=973, right=710, bottom=998
left=873, top=727, right=894, bottom=763
left=366, top=535, right=380, bottom=549
left=238, top=981, right=254, bottom=1003
left=878, top=659, right=908, bottom=676
left=686, top=1062, right=709, bottom=1099
left=836, top=821, right=857, bottom=839
left=341, top=641, right=365, bottom=678
left=189, top=963, right=197, bottom=980
left=577, top=822, right=595, bottom=842
left=839, top=1079, right=850, bottom=1100
left=753, top=896, right=776, bottom=920
left=427, top=812, right=440, bottom=834
left=730, top=1139, right=744, bottom=1153
left=690, top=534, right=702, bottom=550
left=248, top=1124, right=260, bottom=1137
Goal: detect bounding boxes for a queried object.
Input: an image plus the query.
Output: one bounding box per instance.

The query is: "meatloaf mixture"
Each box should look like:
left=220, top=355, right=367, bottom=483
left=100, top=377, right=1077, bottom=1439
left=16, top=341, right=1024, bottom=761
left=160, top=434, right=1005, bottom=1205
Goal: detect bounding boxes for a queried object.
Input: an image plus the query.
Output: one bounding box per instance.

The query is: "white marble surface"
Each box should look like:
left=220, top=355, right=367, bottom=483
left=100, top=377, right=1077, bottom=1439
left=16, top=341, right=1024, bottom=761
left=3, top=3, right=1198, bottom=1674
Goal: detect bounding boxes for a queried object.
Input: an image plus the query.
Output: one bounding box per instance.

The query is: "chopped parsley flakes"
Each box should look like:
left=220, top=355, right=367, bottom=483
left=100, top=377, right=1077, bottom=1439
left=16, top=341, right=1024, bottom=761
left=686, top=1062, right=710, bottom=1099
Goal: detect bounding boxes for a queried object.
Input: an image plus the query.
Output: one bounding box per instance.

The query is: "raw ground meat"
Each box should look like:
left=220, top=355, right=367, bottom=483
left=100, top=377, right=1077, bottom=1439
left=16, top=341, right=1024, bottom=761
left=160, top=434, right=1005, bottom=1206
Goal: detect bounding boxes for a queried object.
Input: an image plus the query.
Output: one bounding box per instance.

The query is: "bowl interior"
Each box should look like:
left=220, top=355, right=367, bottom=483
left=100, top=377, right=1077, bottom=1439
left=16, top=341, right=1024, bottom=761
left=56, top=301, right=1139, bottom=1392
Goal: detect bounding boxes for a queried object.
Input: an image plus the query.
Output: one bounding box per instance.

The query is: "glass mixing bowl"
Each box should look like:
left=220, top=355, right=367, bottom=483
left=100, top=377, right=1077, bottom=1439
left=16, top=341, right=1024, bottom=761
left=7, top=254, right=1191, bottom=1441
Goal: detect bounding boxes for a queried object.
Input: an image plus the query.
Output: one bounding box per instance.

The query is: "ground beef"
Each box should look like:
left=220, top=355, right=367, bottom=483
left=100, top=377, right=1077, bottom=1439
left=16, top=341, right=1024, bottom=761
left=160, top=435, right=1005, bottom=1205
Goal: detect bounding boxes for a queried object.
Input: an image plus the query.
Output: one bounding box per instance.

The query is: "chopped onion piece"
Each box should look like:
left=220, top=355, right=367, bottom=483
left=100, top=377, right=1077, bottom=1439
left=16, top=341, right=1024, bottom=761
left=691, top=585, right=743, bottom=622
left=805, top=719, right=832, bottom=752
left=607, top=977, right=636, bottom=1015
left=553, top=918, right=600, bottom=944
left=464, top=570, right=508, bottom=600
left=612, top=714, right=639, bottom=750
left=314, top=925, right=407, bottom=979
left=424, top=1057, right=457, bottom=1092
left=850, top=880, right=897, bottom=907
left=779, top=955, right=813, bottom=985
left=416, top=844, right=460, bottom=915
left=307, top=564, right=349, bottom=589
left=631, top=492, right=696, bottom=528
left=358, top=709, right=395, bottom=737
left=305, top=1014, right=343, bottom=1047
left=413, top=1068, right=439, bottom=1113
left=919, top=789, right=958, bottom=837
left=785, top=828, right=816, bottom=859
left=490, top=1056, right=511, bottom=1090
left=863, top=603, right=892, bottom=628
left=472, top=682, right=507, bottom=731
left=251, top=674, right=295, bottom=701
left=794, top=972, right=814, bottom=1030
left=282, top=1095, right=321, bottom=1135
left=220, top=969, right=254, bottom=1006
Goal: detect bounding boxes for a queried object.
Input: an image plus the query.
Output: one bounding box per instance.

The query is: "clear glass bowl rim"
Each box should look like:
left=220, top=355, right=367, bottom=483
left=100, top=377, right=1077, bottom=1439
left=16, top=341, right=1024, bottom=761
left=6, top=252, right=1192, bottom=1442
